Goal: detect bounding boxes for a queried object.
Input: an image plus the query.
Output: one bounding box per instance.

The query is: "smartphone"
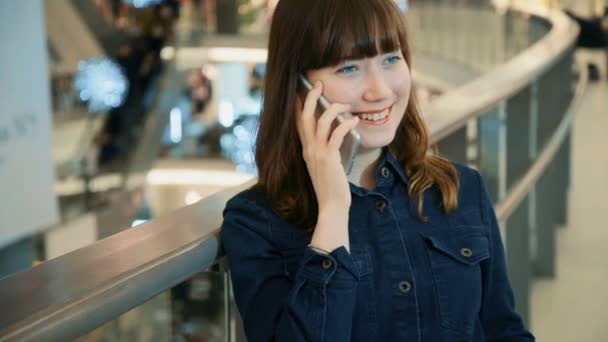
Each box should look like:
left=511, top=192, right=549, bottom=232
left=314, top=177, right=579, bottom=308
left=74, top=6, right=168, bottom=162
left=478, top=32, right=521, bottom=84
left=298, top=74, right=360, bottom=175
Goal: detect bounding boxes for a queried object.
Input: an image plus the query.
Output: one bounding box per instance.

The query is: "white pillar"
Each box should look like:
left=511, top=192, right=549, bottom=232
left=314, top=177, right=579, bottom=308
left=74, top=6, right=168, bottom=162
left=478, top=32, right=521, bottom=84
left=0, top=1, right=59, bottom=275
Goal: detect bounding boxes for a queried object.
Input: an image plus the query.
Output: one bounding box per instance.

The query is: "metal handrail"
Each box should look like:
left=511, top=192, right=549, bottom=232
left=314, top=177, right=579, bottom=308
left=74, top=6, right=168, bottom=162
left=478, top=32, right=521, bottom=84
left=0, top=2, right=580, bottom=341
left=495, top=76, right=587, bottom=222
left=0, top=181, right=253, bottom=341
left=424, top=2, right=579, bottom=143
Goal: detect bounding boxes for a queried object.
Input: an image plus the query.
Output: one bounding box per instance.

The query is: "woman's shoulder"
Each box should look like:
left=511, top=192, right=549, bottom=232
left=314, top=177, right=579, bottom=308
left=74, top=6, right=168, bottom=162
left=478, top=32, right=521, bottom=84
left=222, top=187, right=291, bottom=232
left=452, top=161, right=484, bottom=192
left=222, top=187, right=308, bottom=249
left=449, top=161, right=491, bottom=225
left=223, top=187, right=273, bottom=222
left=221, top=188, right=275, bottom=245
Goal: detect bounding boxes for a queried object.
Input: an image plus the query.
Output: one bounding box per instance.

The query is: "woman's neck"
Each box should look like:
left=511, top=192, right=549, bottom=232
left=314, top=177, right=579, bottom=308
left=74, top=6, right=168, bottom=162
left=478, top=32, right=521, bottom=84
left=347, top=147, right=383, bottom=190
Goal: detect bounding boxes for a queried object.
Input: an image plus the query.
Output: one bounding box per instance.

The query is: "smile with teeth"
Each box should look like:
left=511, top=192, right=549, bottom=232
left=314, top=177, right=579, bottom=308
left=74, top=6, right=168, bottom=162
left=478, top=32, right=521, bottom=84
left=356, top=107, right=391, bottom=122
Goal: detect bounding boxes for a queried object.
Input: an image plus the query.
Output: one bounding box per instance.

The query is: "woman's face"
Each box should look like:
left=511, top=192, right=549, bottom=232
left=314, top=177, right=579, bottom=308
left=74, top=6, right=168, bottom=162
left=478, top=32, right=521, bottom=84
left=306, top=49, right=411, bottom=151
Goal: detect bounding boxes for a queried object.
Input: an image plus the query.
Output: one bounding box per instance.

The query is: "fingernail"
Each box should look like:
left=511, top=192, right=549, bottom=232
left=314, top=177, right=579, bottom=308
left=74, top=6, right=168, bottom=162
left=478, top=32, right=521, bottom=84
left=314, top=81, right=322, bottom=89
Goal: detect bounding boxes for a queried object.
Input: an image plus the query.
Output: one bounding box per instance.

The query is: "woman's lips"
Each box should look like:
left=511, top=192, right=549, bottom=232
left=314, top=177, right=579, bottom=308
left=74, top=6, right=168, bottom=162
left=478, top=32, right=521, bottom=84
left=354, top=106, right=392, bottom=125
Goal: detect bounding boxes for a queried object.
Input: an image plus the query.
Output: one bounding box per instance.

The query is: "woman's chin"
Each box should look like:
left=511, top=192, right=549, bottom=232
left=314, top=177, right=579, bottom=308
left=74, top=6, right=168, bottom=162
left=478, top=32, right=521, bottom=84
left=358, top=138, right=393, bottom=152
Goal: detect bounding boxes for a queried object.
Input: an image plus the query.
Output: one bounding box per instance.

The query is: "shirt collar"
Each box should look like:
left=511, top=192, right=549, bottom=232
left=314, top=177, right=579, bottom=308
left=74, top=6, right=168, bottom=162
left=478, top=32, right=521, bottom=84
left=382, top=147, right=410, bottom=185
left=349, top=148, right=410, bottom=196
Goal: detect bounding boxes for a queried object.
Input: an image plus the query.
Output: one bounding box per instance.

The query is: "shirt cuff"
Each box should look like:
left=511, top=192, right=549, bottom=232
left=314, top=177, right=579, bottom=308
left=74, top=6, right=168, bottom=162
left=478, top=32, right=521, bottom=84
left=297, top=246, right=359, bottom=287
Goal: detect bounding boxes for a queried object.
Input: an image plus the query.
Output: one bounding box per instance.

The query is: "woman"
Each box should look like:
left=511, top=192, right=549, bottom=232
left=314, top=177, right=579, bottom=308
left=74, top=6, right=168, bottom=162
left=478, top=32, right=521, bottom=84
left=221, top=0, right=535, bottom=341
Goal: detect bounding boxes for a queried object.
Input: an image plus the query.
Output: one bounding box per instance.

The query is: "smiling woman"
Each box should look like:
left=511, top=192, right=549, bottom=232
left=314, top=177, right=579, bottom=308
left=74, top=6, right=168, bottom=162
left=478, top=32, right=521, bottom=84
left=257, top=0, right=459, bottom=228
left=220, top=0, right=535, bottom=341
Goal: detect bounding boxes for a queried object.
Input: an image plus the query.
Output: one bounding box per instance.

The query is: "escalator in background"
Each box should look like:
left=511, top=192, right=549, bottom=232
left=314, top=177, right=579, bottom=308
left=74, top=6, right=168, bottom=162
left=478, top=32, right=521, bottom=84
left=47, top=0, right=186, bottom=248
left=67, top=0, right=125, bottom=54
left=45, top=0, right=104, bottom=75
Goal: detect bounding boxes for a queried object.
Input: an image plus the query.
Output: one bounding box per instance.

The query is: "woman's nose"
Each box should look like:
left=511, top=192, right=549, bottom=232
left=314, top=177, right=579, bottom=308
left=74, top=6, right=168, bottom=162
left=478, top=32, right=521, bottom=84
left=362, top=70, right=392, bottom=102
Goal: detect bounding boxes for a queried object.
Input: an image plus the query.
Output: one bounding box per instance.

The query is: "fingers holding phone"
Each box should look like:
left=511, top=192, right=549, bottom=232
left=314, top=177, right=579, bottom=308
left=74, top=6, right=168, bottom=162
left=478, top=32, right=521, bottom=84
left=328, top=114, right=360, bottom=151
left=297, top=79, right=358, bottom=156
left=296, top=79, right=359, bottom=210
left=296, top=81, right=323, bottom=146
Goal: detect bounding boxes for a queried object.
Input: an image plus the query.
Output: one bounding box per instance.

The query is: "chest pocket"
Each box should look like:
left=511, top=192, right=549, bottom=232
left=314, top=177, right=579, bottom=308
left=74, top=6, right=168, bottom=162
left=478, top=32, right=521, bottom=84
left=419, top=227, right=490, bottom=336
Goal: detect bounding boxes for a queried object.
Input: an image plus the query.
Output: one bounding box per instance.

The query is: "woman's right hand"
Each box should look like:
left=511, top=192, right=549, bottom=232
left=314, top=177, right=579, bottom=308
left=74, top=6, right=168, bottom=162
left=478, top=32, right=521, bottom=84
left=296, top=81, right=360, bottom=212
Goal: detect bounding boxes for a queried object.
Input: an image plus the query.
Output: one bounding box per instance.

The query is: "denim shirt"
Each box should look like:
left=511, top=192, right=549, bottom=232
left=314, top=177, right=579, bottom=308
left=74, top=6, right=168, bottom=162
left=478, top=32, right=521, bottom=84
left=221, top=151, right=535, bottom=342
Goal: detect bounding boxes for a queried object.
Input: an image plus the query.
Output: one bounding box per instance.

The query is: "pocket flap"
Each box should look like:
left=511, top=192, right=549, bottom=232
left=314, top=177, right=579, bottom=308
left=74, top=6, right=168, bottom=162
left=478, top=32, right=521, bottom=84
left=420, top=230, right=490, bottom=265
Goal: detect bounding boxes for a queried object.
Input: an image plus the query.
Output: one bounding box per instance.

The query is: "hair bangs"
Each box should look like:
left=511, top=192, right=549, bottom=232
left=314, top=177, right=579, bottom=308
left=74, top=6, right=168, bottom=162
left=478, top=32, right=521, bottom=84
left=304, top=0, right=405, bottom=70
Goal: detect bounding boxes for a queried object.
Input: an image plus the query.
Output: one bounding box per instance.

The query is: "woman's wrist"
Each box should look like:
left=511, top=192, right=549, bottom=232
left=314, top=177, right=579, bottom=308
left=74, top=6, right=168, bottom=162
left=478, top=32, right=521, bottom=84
left=311, top=208, right=350, bottom=253
left=318, top=202, right=350, bottom=219
left=317, top=207, right=349, bottom=232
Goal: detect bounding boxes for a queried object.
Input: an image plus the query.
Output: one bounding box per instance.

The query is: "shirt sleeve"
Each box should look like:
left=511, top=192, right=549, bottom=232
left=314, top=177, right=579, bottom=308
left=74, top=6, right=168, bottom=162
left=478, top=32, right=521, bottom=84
left=476, top=171, right=536, bottom=341
left=220, top=195, right=359, bottom=342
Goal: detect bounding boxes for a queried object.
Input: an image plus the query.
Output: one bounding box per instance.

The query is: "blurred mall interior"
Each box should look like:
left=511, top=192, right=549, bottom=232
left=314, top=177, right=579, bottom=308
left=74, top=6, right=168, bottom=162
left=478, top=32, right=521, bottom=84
left=0, top=0, right=607, bottom=341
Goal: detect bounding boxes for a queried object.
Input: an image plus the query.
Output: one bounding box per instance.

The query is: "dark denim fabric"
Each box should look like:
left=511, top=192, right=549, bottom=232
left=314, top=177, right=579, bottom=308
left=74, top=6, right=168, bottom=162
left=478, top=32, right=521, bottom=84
left=221, top=151, right=535, bottom=342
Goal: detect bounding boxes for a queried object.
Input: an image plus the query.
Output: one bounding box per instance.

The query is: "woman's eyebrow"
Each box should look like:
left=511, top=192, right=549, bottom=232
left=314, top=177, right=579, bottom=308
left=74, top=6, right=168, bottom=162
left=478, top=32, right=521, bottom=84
left=332, top=57, right=362, bottom=66
left=337, top=53, right=362, bottom=62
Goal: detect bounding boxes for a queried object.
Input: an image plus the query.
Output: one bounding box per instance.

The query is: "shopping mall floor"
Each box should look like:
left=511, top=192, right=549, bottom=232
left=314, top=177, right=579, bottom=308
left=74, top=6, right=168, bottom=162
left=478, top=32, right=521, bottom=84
left=530, top=82, right=608, bottom=341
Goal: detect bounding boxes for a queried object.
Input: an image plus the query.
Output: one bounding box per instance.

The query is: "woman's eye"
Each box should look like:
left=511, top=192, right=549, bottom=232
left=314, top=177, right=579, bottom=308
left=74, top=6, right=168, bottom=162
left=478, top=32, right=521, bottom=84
left=337, top=65, right=358, bottom=74
left=386, top=55, right=402, bottom=64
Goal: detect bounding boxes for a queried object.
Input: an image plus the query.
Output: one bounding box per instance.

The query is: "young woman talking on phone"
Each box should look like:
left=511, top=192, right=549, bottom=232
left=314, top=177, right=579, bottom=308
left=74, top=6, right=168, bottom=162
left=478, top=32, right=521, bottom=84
left=221, top=0, right=535, bottom=341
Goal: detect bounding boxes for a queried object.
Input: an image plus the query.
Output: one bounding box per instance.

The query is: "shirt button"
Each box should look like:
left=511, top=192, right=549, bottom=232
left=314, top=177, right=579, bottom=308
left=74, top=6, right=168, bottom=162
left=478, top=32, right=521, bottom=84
left=460, top=248, right=473, bottom=257
left=376, top=200, right=387, bottom=212
left=322, top=259, right=333, bottom=269
left=399, top=281, right=412, bottom=294
left=381, top=167, right=391, bottom=178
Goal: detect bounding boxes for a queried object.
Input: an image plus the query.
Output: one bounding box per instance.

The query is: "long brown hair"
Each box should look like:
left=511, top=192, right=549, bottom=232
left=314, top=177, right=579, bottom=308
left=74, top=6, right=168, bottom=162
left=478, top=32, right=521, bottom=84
left=253, top=0, right=459, bottom=229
